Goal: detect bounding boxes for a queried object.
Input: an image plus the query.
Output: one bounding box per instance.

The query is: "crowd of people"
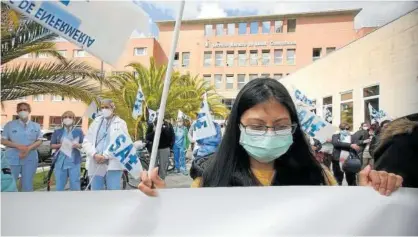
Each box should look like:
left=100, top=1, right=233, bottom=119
left=1, top=78, right=417, bottom=194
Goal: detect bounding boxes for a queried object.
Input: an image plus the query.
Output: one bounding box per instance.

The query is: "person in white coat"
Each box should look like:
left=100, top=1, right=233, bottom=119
left=82, top=99, right=129, bottom=190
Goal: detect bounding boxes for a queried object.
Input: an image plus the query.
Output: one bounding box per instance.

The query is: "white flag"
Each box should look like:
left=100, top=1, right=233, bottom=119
left=132, top=86, right=145, bottom=119
left=5, top=1, right=150, bottom=65
left=323, top=107, right=333, bottom=124
left=368, top=104, right=391, bottom=123
left=83, top=102, right=98, bottom=119
left=193, top=93, right=216, bottom=141
left=178, top=110, right=189, bottom=120
left=148, top=108, right=158, bottom=124
left=297, top=107, right=337, bottom=143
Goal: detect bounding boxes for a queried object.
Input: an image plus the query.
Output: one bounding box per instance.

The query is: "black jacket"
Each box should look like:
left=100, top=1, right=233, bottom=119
left=374, top=115, right=418, bottom=188
left=331, top=133, right=354, bottom=161
left=145, top=121, right=175, bottom=151
left=352, top=129, right=371, bottom=152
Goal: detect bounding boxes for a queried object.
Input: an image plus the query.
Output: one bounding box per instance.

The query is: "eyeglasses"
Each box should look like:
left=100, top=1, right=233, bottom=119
left=342, top=128, right=350, bottom=131
left=240, top=123, right=297, bottom=136
left=62, top=116, right=73, bottom=119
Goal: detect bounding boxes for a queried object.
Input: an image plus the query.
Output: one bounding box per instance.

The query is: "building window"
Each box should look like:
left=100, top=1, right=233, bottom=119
left=16, top=96, right=27, bottom=101
left=286, top=49, right=296, bottom=65
left=226, top=75, right=234, bottom=89
left=214, top=74, right=222, bottom=89
left=274, top=20, right=283, bottom=33
left=238, top=23, right=247, bottom=35
left=340, top=91, right=353, bottom=130
left=249, top=74, right=258, bottom=81
left=261, top=73, right=270, bottom=78
left=37, top=52, right=49, bottom=58
left=215, top=51, right=223, bottom=67
left=52, top=95, right=64, bottom=102
left=323, top=96, right=333, bottom=124
left=250, top=22, right=258, bottom=34
left=287, top=19, right=296, bottom=33
left=12, top=115, right=19, bottom=120
left=273, top=74, right=283, bottom=80
left=262, top=50, right=270, bottom=65
left=49, top=116, right=63, bottom=129
left=222, top=99, right=235, bottom=110
left=182, top=52, right=190, bottom=67
left=216, top=24, right=224, bottom=36
left=238, top=50, right=247, bottom=66
left=227, top=23, right=235, bottom=35
left=112, top=71, right=125, bottom=76
left=226, top=51, right=234, bottom=67
left=313, top=48, right=322, bottom=61
left=73, top=50, right=88, bottom=57
left=237, top=74, right=246, bottom=90
left=250, top=50, right=258, bottom=66
left=174, top=52, right=179, bottom=67
left=363, top=85, right=380, bottom=124
left=57, top=50, right=66, bottom=57
left=20, top=54, right=32, bottom=58
left=204, top=24, right=212, bottom=36
left=134, top=47, right=147, bottom=56
left=31, top=116, right=44, bottom=128
left=203, top=51, right=212, bottom=67
left=33, top=95, right=44, bottom=102
left=326, top=47, right=336, bottom=54
left=262, top=21, right=270, bottom=34
left=71, top=98, right=81, bottom=102
left=274, top=49, right=283, bottom=64
left=203, top=75, right=211, bottom=86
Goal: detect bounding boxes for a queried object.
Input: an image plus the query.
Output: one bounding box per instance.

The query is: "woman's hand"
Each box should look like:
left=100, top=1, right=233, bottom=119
left=93, top=154, right=106, bottom=164
left=138, top=167, right=166, bottom=197
left=72, top=143, right=82, bottom=149
left=359, top=165, right=403, bottom=196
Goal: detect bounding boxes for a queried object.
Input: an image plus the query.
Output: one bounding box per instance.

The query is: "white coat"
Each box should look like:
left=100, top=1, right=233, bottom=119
left=82, top=116, right=129, bottom=172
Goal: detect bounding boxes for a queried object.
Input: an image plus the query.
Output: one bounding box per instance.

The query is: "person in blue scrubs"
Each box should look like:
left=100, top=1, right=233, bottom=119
left=173, top=118, right=189, bottom=175
left=50, top=111, right=84, bottom=191
left=1, top=102, right=42, bottom=192
left=1, top=150, right=18, bottom=192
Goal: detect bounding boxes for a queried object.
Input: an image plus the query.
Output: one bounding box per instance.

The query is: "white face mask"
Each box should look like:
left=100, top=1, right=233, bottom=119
left=63, top=118, right=74, bottom=126
left=18, top=111, right=29, bottom=119
left=101, top=109, right=113, bottom=118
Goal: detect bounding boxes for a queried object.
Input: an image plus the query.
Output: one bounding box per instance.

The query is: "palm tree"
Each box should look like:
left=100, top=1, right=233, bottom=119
left=103, top=58, right=229, bottom=140
left=1, top=4, right=115, bottom=102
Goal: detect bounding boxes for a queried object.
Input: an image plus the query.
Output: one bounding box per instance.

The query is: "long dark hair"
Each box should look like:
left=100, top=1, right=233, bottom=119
left=202, top=78, right=328, bottom=187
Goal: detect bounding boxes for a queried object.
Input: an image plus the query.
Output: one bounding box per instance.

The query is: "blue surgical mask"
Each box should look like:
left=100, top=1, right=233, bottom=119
left=239, top=126, right=293, bottom=163
left=341, top=130, right=350, bottom=135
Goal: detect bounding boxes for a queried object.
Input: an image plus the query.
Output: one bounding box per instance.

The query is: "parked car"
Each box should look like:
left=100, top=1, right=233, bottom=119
left=38, top=130, right=54, bottom=163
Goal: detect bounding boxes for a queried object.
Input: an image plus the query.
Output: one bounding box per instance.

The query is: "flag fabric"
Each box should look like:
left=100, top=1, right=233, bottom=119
left=132, top=86, right=145, bottom=119
left=192, top=93, right=217, bottom=141
left=84, top=102, right=99, bottom=119
left=177, top=110, right=189, bottom=120
left=297, top=107, right=337, bottom=143
left=5, top=1, right=150, bottom=65
left=368, top=104, right=391, bottom=123
left=148, top=108, right=158, bottom=124
left=323, top=107, right=333, bottom=124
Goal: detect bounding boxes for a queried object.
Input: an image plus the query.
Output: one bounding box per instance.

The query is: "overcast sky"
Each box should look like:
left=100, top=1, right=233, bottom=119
left=135, top=0, right=417, bottom=37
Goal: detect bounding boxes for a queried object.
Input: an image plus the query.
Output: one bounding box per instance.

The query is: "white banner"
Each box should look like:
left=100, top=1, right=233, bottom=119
left=297, top=107, right=337, bottom=143
left=2, top=187, right=418, bottom=235
left=132, top=86, right=145, bottom=119
left=293, top=87, right=316, bottom=110
left=5, top=0, right=150, bottom=65
left=193, top=93, right=216, bottom=141
left=368, top=103, right=391, bottom=123
left=83, top=101, right=99, bottom=119
left=106, top=131, right=143, bottom=179
left=148, top=108, right=158, bottom=124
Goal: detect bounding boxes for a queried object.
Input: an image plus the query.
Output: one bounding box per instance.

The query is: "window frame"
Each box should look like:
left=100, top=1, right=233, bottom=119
left=182, top=52, right=190, bottom=67
left=286, top=49, right=296, bottom=65
left=274, top=20, right=283, bottom=33
left=287, top=18, right=297, bottom=33
left=215, top=51, right=224, bottom=67
left=134, top=47, right=147, bottom=56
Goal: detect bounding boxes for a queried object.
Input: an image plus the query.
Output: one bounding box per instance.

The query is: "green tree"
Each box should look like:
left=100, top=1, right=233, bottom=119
left=1, top=4, right=114, bottom=102
left=103, top=58, right=229, bottom=140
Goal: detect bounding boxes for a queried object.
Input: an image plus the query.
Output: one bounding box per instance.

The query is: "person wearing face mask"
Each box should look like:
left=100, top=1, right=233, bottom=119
left=173, top=118, right=190, bottom=175
left=50, top=111, right=84, bottom=191
left=331, top=123, right=361, bottom=186
left=352, top=122, right=372, bottom=162
left=82, top=99, right=129, bottom=190
left=138, top=78, right=403, bottom=197
left=1, top=102, right=42, bottom=192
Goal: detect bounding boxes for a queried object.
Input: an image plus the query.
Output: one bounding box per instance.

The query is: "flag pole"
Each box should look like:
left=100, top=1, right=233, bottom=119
left=148, top=0, right=185, bottom=175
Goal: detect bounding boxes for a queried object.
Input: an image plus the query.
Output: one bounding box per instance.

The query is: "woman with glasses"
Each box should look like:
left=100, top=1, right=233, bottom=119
left=50, top=111, right=84, bottom=191
left=138, top=78, right=403, bottom=196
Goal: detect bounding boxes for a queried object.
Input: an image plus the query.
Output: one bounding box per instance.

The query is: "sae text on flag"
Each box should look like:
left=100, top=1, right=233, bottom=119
left=297, top=107, right=337, bottom=143
left=84, top=102, right=99, bottom=119
left=5, top=0, right=150, bottom=65
left=132, top=86, right=145, bottom=119
left=193, top=93, right=216, bottom=141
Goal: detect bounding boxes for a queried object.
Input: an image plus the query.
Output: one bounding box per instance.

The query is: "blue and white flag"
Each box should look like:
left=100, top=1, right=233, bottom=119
left=5, top=0, right=150, bottom=65
left=193, top=93, right=216, bottom=141
left=132, top=86, right=145, bottom=119
left=83, top=102, right=99, bottom=119
left=323, top=107, right=333, bottom=124
left=148, top=108, right=158, bottom=124
left=368, top=104, right=390, bottom=123
left=177, top=110, right=189, bottom=120
left=293, top=88, right=316, bottom=110
left=297, top=107, right=337, bottom=143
